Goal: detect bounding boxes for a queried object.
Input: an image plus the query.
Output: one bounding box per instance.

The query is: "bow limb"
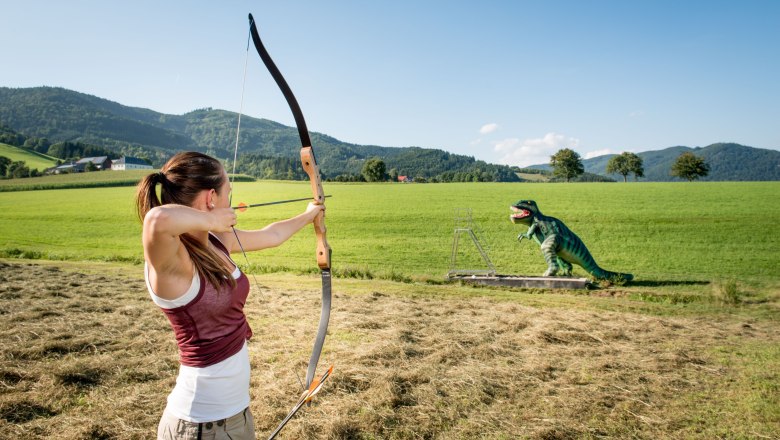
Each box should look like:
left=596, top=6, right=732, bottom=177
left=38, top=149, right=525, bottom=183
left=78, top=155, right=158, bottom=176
left=266, top=366, right=333, bottom=440
left=247, top=13, right=332, bottom=390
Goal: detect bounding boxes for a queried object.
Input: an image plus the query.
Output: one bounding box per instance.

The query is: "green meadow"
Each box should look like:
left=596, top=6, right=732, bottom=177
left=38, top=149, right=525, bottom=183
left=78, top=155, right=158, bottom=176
left=1, top=179, right=779, bottom=438
left=1, top=180, right=778, bottom=286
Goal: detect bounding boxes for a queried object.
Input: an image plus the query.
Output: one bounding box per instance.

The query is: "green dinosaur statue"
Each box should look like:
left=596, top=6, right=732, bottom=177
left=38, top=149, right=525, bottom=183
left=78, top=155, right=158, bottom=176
left=510, top=200, right=633, bottom=283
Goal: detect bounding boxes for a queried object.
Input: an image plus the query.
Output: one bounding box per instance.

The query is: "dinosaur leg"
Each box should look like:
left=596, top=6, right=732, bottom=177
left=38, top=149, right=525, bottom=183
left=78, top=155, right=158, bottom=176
left=557, top=258, right=573, bottom=276
left=540, top=235, right=560, bottom=276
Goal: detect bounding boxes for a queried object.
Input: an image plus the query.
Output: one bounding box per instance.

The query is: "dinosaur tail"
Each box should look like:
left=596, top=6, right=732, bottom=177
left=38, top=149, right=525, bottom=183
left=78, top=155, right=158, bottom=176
left=590, top=267, right=634, bottom=284
left=562, top=240, right=633, bottom=283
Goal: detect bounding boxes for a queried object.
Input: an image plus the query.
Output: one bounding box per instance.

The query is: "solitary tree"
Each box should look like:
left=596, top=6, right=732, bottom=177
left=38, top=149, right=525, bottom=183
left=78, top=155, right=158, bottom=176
left=361, top=157, right=387, bottom=182
left=671, top=152, right=709, bottom=181
left=627, top=153, right=644, bottom=181
left=606, top=152, right=644, bottom=182
left=550, top=148, right=584, bottom=182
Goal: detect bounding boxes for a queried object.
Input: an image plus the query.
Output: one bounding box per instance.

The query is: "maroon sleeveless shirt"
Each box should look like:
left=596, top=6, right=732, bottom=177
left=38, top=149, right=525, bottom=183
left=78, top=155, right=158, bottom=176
left=159, top=234, right=252, bottom=367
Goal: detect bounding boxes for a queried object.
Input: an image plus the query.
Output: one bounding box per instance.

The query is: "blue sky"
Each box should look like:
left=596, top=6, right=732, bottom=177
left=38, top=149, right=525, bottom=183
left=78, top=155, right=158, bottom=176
left=3, top=1, right=779, bottom=166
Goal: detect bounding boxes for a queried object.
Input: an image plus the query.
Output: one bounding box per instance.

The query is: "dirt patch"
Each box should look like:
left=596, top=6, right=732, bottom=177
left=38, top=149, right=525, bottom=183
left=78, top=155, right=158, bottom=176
left=0, top=261, right=777, bottom=439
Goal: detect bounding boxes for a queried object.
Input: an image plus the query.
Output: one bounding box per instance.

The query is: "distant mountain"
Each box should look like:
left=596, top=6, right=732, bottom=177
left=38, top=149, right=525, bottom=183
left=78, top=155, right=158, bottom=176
left=0, top=86, right=519, bottom=182
left=528, top=143, right=780, bottom=181
left=4, top=86, right=777, bottom=182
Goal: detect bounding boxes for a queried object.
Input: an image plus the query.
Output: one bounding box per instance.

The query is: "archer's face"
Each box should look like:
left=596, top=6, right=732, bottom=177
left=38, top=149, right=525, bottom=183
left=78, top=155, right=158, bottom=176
left=215, top=170, right=232, bottom=209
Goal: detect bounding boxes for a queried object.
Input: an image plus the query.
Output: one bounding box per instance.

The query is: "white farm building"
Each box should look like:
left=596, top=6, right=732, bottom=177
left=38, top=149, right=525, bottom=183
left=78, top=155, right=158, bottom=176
left=112, top=156, right=153, bottom=171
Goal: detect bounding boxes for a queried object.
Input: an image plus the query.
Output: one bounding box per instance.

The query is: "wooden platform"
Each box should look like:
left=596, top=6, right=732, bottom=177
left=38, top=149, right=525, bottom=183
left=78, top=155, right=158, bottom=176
left=448, top=274, right=590, bottom=289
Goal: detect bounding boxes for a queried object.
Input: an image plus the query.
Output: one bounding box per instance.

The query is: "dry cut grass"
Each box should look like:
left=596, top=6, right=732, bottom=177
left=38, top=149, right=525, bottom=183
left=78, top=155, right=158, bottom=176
left=0, top=261, right=778, bottom=439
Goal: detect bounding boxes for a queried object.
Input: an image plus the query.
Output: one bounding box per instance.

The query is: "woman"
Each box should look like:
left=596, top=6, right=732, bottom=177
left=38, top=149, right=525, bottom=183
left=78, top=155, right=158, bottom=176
left=135, top=152, right=323, bottom=440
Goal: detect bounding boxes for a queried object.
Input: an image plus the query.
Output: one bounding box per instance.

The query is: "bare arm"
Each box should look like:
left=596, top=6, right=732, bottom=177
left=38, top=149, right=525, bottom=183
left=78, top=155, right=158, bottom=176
left=143, top=204, right=236, bottom=299
left=221, top=202, right=324, bottom=253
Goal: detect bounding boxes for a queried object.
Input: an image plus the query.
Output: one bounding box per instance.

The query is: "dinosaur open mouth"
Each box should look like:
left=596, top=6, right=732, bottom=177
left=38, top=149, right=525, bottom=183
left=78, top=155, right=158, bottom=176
left=510, top=207, right=531, bottom=220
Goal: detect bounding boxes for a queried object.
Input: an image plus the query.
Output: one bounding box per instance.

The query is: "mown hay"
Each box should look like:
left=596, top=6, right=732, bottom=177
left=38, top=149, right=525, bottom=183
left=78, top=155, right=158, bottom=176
left=0, top=262, right=778, bottom=439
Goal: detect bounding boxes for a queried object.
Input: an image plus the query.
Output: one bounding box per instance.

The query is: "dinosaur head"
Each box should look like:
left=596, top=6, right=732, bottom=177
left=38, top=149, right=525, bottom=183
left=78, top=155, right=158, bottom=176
left=509, top=200, right=539, bottom=225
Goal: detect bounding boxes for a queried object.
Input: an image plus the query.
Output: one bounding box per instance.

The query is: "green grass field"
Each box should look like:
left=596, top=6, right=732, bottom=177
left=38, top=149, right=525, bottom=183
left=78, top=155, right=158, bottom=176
left=0, top=143, right=59, bottom=171
left=1, top=180, right=778, bottom=286
left=1, top=179, right=778, bottom=438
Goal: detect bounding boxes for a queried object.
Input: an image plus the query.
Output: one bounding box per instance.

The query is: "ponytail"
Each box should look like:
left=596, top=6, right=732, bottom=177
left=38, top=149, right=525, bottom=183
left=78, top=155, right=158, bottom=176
left=135, top=153, right=236, bottom=289
left=135, top=172, right=165, bottom=223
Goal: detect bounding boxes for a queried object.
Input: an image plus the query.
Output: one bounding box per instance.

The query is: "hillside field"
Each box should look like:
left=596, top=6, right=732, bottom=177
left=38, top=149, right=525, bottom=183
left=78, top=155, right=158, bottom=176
left=0, top=143, right=58, bottom=171
left=0, top=181, right=778, bottom=439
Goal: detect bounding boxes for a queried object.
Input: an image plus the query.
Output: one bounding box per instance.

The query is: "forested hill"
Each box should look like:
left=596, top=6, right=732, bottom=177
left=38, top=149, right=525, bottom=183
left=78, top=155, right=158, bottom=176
left=0, top=86, right=518, bottom=182
left=529, top=143, right=780, bottom=181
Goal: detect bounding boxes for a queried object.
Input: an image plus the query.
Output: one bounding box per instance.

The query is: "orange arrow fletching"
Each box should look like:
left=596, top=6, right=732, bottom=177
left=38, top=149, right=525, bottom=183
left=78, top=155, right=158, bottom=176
left=304, top=364, right=333, bottom=403
left=237, top=202, right=248, bottom=212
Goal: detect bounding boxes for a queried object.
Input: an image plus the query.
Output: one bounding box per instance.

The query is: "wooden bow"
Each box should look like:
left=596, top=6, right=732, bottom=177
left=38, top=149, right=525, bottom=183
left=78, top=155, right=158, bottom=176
left=247, top=12, right=333, bottom=439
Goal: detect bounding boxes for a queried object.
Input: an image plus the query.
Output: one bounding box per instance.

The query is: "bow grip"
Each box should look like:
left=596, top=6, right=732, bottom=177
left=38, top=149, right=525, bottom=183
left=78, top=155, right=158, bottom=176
left=301, top=146, right=331, bottom=270
left=312, top=209, right=330, bottom=270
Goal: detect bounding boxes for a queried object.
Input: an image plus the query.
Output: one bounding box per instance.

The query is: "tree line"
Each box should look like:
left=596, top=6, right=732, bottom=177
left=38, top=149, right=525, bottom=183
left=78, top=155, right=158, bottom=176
left=549, top=148, right=710, bottom=182
left=3, top=120, right=711, bottom=183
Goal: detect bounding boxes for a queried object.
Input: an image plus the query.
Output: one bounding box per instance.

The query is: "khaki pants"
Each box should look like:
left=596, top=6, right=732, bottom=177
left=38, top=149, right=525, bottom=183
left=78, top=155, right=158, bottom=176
left=157, top=407, right=255, bottom=440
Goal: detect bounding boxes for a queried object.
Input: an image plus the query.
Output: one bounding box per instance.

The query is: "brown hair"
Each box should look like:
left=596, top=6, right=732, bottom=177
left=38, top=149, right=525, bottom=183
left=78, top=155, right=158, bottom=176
left=135, top=152, right=235, bottom=289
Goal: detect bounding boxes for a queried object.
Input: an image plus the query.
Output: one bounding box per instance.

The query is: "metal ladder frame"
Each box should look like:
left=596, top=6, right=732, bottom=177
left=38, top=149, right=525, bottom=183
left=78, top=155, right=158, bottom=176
left=448, top=208, right=496, bottom=277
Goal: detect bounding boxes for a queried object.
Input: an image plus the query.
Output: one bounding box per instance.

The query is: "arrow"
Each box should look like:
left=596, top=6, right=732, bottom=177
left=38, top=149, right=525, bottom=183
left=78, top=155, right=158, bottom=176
left=232, top=195, right=332, bottom=212
left=267, top=365, right=333, bottom=440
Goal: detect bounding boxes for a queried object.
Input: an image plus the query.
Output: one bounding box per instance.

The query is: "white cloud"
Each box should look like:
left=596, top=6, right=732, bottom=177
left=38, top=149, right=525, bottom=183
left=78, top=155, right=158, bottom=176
left=584, top=148, right=614, bottom=159
left=493, top=137, right=521, bottom=153
left=494, top=132, right=580, bottom=167
left=479, top=123, right=499, bottom=134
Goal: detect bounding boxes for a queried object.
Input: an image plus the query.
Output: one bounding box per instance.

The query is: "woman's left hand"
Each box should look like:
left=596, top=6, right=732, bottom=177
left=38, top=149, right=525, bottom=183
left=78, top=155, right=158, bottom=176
left=305, top=202, right=325, bottom=222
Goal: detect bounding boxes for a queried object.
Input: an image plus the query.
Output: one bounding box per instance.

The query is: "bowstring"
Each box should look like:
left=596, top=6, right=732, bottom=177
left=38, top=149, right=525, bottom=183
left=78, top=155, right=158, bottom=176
left=231, top=29, right=250, bottom=184
left=230, top=27, right=258, bottom=287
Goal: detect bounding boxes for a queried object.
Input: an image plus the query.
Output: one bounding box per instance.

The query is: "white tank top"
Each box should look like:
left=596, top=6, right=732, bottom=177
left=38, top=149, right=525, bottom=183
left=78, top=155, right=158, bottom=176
left=145, top=262, right=250, bottom=422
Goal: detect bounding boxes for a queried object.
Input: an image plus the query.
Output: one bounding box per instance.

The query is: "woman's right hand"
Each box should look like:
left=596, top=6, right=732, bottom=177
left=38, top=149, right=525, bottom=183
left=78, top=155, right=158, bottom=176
left=210, top=207, right=237, bottom=232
